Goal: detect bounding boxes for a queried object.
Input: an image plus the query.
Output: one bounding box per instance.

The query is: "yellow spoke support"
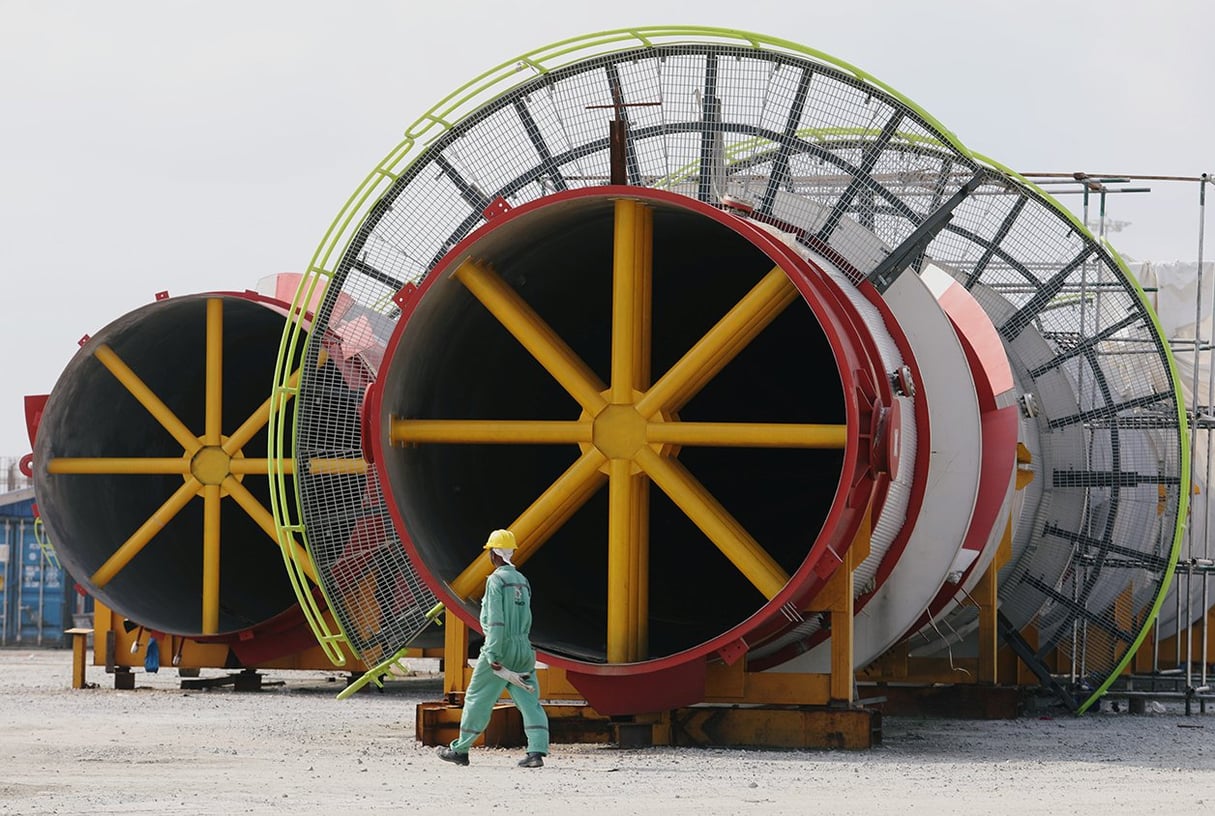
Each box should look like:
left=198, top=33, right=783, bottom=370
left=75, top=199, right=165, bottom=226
left=509, top=452, right=608, bottom=570
left=224, top=366, right=302, bottom=456
left=629, top=204, right=653, bottom=663
left=228, top=458, right=272, bottom=475
left=607, top=459, right=651, bottom=663
left=635, top=446, right=789, bottom=600
left=670, top=285, right=797, bottom=412
left=610, top=199, right=641, bottom=403
left=603, top=198, right=654, bottom=663
left=453, top=260, right=609, bottom=415
left=606, top=459, right=632, bottom=662
left=635, top=267, right=797, bottom=418
left=627, top=470, right=650, bottom=662
left=450, top=449, right=608, bottom=599
left=204, top=298, right=223, bottom=446
left=223, top=476, right=318, bottom=584
left=202, top=483, right=222, bottom=634
left=647, top=421, right=847, bottom=448
left=632, top=201, right=653, bottom=391
left=390, top=419, right=591, bottom=446
left=94, top=344, right=201, bottom=455
left=47, top=457, right=190, bottom=475
left=306, top=458, right=367, bottom=475
left=91, top=477, right=202, bottom=587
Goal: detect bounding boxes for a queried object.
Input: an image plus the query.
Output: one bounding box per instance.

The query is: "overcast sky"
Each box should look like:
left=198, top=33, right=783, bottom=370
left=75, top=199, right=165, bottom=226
left=2, top=0, right=1211, bottom=456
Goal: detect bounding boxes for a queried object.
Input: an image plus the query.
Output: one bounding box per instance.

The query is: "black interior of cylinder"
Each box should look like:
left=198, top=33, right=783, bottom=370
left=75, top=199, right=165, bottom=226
left=383, top=198, right=846, bottom=662
left=34, top=295, right=301, bottom=636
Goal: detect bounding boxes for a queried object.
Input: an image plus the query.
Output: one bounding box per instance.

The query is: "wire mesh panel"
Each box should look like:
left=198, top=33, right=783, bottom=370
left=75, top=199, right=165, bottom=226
left=272, top=27, right=1186, bottom=706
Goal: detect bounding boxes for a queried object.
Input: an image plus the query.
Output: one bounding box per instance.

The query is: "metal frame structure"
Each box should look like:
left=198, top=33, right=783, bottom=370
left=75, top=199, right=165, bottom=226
left=267, top=26, right=1189, bottom=718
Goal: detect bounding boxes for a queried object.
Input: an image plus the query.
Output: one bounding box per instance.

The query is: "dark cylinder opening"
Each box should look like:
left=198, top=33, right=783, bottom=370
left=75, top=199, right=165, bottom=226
left=380, top=195, right=847, bottom=663
left=34, top=294, right=301, bottom=637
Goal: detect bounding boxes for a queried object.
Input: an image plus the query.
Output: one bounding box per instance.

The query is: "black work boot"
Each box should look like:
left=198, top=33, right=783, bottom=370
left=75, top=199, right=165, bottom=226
left=517, top=752, right=544, bottom=768
left=437, top=746, right=469, bottom=766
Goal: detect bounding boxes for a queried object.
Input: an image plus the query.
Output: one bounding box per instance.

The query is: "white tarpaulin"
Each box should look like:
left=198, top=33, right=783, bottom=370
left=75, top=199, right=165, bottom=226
left=1131, top=260, right=1215, bottom=631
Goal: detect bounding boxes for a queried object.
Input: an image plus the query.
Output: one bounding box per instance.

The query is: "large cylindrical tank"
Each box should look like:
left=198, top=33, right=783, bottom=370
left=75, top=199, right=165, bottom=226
left=278, top=27, right=1187, bottom=714
left=32, top=292, right=328, bottom=660
left=371, top=187, right=906, bottom=709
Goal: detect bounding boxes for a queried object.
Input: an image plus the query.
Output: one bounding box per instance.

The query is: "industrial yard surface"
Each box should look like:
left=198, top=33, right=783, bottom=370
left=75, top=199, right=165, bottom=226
left=1, top=649, right=1211, bottom=815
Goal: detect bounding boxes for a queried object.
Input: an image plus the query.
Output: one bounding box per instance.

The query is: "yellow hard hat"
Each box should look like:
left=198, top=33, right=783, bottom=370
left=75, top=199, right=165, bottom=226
left=484, top=529, right=517, bottom=551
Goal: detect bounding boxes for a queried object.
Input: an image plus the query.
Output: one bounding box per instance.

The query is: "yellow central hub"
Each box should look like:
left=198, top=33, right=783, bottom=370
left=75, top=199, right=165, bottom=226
left=190, top=445, right=231, bottom=485
left=593, top=404, right=647, bottom=459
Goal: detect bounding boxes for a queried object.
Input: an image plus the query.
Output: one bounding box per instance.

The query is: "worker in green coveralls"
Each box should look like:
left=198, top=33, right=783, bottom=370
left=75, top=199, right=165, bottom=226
left=438, top=529, right=549, bottom=768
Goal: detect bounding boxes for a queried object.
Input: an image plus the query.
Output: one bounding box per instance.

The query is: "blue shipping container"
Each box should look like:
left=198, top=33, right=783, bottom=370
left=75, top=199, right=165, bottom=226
left=0, top=487, right=71, bottom=646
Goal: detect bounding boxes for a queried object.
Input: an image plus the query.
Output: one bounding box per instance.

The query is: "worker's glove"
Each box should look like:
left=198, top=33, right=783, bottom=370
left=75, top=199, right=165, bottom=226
left=491, top=664, right=535, bottom=692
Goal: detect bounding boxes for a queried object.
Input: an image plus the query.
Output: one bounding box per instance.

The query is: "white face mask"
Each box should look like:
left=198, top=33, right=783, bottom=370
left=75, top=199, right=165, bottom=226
left=491, top=547, right=514, bottom=564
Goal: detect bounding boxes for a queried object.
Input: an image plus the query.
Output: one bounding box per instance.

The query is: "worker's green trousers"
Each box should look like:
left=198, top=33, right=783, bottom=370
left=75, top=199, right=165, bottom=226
left=449, top=655, right=550, bottom=755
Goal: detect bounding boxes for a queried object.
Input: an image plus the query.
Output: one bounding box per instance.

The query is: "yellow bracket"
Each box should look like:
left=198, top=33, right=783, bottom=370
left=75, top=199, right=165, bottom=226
left=1015, top=442, right=1034, bottom=490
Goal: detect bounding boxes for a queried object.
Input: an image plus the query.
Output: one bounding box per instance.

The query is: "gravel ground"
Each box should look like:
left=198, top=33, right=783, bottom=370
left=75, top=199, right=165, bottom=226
left=1, top=648, right=1212, bottom=815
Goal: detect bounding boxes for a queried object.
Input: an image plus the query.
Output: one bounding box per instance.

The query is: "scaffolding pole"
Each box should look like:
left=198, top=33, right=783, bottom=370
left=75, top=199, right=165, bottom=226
left=1197, top=174, right=1210, bottom=693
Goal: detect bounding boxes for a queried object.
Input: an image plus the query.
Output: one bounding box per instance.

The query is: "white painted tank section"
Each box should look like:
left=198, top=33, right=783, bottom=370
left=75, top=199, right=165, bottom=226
left=771, top=263, right=983, bottom=673
left=916, top=263, right=1019, bottom=625
left=910, top=363, right=1041, bottom=657
left=998, top=317, right=1090, bottom=630
left=814, top=267, right=912, bottom=596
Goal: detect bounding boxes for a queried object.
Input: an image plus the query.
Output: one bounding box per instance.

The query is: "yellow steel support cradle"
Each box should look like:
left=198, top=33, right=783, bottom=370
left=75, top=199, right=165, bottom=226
left=77, top=601, right=380, bottom=689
